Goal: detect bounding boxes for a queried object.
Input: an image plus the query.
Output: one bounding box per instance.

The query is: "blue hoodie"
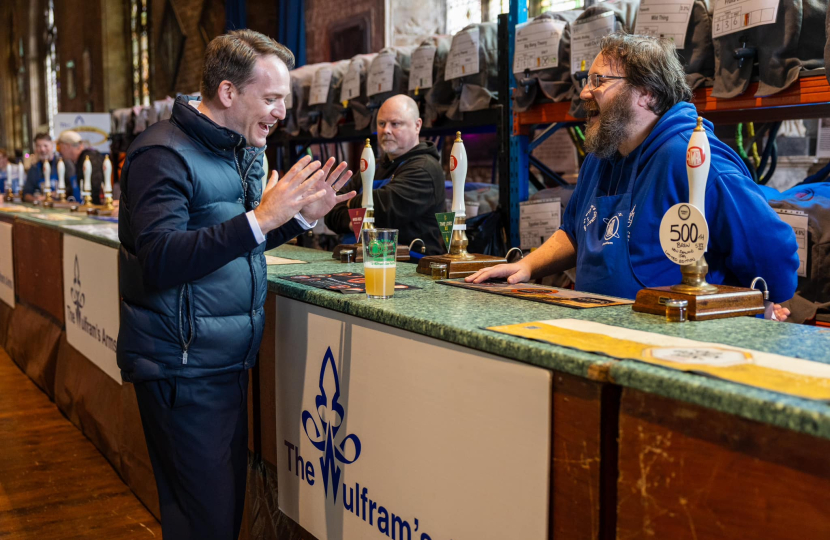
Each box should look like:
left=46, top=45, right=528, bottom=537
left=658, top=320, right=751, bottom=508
left=562, top=102, right=799, bottom=302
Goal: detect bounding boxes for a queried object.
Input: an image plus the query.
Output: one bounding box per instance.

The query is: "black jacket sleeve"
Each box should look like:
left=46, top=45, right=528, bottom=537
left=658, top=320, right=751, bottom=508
left=126, top=148, right=302, bottom=291
left=369, top=158, right=441, bottom=225
left=324, top=175, right=363, bottom=234
left=22, top=164, right=41, bottom=196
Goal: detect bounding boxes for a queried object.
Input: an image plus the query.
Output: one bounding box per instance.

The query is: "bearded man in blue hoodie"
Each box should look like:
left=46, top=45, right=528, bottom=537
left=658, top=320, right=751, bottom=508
left=468, top=33, right=798, bottom=319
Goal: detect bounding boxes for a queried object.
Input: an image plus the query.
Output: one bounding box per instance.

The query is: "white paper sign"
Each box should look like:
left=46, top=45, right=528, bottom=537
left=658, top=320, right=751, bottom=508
left=366, top=54, right=396, bottom=97
left=340, top=63, right=362, bottom=102
left=53, top=113, right=111, bottom=153
left=659, top=203, right=709, bottom=265
left=634, top=0, right=696, bottom=45
left=309, top=67, right=334, bottom=106
left=712, top=0, right=780, bottom=38
left=408, top=46, right=436, bottom=91
left=63, top=235, right=121, bottom=384
left=0, top=222, right=14, bottom=308
left=571, top=11, right=616, bottom=74
left=274, top=297, right=551, bottom=540
left=520, top=198, right=561, bottom=250
left=445, top=27, right=480, bottom=80
left=514, top=18, right=566, bottom=73
left=775, top=208, right=808, bottom=277
left=816, top=118, right=830, bottom=158
left=533, top=129, right=579, bottom=173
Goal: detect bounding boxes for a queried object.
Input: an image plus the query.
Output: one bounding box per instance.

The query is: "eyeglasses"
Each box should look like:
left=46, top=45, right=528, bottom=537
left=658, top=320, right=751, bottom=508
left=582, top=73, right=626, bottom=90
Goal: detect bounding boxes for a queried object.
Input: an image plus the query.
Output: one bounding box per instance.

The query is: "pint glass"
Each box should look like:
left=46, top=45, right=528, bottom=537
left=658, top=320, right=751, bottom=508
left=361, top=228, right=398, bottom=299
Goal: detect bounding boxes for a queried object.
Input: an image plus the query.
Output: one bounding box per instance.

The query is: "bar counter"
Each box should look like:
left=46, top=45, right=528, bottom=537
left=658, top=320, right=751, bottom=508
left=1, top=203, right=828, bottom=540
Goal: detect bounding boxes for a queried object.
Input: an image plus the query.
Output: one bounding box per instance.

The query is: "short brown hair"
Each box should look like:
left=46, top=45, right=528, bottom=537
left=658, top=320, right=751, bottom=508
left=201, top=29, right=295, bottom=101
left=34, top=133, right=52, bottom=143
left=599, top=33, right=692, bottom=116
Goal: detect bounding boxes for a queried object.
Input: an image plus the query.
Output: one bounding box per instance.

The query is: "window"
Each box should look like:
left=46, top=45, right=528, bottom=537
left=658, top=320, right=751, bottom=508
left=446, top=0, right=482, bottom=36
left=45, top=0, right=59, bottom=136
left=530, top=0, right=583, bottom=17
left=131, top=0, right=151, bottom=106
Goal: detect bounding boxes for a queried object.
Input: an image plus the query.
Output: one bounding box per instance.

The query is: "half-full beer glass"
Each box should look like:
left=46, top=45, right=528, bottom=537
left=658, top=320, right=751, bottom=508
left=361, top=228, right=398, bottom=299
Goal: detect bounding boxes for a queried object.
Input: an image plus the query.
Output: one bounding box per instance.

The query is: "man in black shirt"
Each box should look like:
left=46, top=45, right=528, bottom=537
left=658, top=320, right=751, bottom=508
left=58, top=130, right=105, bottom=204
left=325, top=95, right=446, bottom=255
left=22, top=133, right=72, bottom=202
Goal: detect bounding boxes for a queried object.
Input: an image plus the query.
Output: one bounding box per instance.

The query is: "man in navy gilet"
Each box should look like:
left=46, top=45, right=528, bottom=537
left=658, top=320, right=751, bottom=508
left=117, top=30, right=355, bottom=539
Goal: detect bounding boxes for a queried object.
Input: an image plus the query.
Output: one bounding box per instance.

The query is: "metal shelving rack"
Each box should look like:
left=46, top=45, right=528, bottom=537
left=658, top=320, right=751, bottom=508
left=505, top=0, right=830, bottom=248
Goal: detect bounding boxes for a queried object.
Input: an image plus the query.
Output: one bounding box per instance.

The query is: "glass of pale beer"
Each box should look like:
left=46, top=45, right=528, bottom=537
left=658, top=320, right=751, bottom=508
left=361, top=228, right=398, bottom=299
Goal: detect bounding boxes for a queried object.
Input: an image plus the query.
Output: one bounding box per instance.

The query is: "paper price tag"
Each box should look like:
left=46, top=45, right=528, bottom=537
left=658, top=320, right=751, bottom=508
left=513, top=19, right=565, bottom=73
left=445, top=27, right=480, bottom=81
left=775, top=208, right=808, bottom=277
left=634, top=0, right=695, bottom=46
left=520, top=198, right=561, bottom=250
left=659, top=203, right=709, bottom=265
left=309, top=68, right=333, bottom=106
left=367, top=54, right=395, bottom=97
left=571, top=11, right=616, bottom=74
left=712, top=0, right=780, bottom=38
left=409, top=46, right=436, bottom=91
left=340, top=64, right=362, bottom=102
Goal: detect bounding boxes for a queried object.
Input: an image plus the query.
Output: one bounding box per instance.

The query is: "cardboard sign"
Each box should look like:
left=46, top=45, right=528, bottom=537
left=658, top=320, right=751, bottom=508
left=54, top=113, right=112, bottom=153
left=63, top=235, right=121, bottom=384
left=274, top=297, right=552, bottom=540
left=0, top=222, right=14, bottom=308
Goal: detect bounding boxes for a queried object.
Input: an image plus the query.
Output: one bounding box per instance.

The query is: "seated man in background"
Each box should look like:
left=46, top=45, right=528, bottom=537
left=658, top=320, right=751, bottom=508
left=467, top=33, right=797, bottom=320
left=325, top=94, right=446, bottom=255
left=58, top=130, right=104, bottom=203
left=22, top=133, right=66, bottom=202
left=0, top=148, right=8, bottom=192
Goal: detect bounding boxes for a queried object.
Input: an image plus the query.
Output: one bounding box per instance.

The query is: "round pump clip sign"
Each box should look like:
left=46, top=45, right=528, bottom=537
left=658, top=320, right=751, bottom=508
left=659, top=203, right=709, bottom=266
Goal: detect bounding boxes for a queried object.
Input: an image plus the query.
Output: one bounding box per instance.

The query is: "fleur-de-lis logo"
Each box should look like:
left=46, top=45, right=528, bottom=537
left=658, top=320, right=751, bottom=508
left=70, top=255, right=85, bottom=321
left=302, top=347, right=361, bottom=502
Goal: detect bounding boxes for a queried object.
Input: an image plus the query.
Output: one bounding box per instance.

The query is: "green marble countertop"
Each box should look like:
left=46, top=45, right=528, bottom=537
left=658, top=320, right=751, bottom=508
left=7, top=204, right=830, bottom=440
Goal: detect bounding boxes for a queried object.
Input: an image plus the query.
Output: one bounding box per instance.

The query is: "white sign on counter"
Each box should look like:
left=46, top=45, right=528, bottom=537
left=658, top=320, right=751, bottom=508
left=340, top=63, right=362, bottom=102
left=0, top=222, right=14, bottom=308
left=775, top=209, right=808, bottom=278
left=54, top=113, right=112, bottom=153
left=571, top=11, right=616, bottom=74
left=634, top=0, right=695, bottom=45
left=274, top=297, right=551, bottom=540
left=309, top=67, right=334, bottom=106
left=445, top=27, right=480, bottom=80
left=712, top=0, right=780, bottom=38
left=520, top=198, right=562, bottom=250
left=513, top=18, right=566, bottom=73
left=63, top=235, right=121, bottom=384
left=408, top=46, right=436, bottom=91
left=366, top=54, right=396, bottom=97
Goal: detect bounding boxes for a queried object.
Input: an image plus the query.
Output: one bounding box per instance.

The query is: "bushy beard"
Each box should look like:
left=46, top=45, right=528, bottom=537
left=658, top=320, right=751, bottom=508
left=583, top=87, right=635, bottom=160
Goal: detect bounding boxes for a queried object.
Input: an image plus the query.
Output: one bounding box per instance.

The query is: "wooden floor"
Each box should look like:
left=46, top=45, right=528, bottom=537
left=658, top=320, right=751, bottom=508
left=0, top=347, right=161, bottom=539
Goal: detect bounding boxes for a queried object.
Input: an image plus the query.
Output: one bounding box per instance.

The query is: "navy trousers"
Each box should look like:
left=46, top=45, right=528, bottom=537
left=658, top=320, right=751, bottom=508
left=134, top=370, right=249, bottom=540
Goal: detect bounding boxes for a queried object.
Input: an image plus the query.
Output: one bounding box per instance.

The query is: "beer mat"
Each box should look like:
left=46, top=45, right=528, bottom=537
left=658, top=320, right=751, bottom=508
left=0, top=205, right=37, bottom=213
left=32, top=213, right=83, bottom=221
left=438, top=279, right=633, bottom=308
left=487, top=319, right=830, bottom=401
left=280, top=272, right=421, bottom=294
left=266, top=256, right=307, bottom=265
